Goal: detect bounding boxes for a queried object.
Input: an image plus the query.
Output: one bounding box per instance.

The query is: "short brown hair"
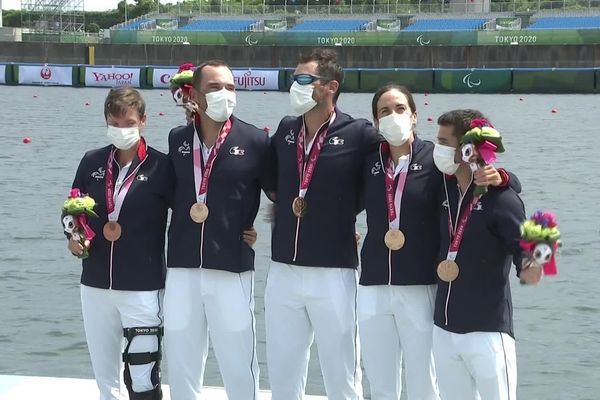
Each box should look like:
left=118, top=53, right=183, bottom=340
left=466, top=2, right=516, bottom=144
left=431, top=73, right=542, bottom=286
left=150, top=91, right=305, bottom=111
left=193, top=59, right=231, bottom=89
left=103, top=87, right=145, bottom=120
left=371, top=84, right=417, bottom=121
left=437, top=109, right=485, bottom=138
left=299, top=48, right=345, bottom=102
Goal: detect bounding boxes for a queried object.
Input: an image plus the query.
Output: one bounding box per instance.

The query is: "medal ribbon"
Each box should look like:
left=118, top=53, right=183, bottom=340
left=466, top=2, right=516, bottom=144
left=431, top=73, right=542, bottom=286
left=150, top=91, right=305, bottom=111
left=444, top=178, right=481, bottom=261
left=295, top=112, right=336, bottom=199
left=105, top=137, right=148, bottom=222
left=382, top=142, right=411, bottom=230
left=193, top=117, right=232, bottom=203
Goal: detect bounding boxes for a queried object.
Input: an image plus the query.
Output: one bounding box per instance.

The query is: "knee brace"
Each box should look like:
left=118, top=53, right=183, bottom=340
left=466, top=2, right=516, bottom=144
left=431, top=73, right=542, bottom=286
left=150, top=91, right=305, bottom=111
left=122, top=326, right=163, bottom=400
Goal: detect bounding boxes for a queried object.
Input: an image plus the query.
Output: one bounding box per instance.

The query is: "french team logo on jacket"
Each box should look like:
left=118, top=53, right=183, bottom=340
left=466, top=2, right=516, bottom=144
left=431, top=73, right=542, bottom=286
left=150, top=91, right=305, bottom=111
left=229, top=146, right=245, bottom=156
left=285, top=130, right=295, bottom=145
left=410, top=163, right=423, bottom=171
left=371, top=161, right=382, bottom=176
left=91, top=167, right=105, bottom=180
left=178, top=141, right=191, bottom=156
left=442, top=199, right=449, bottom=208
left=474, top=201, right=483, bottom=211
left=329, top=136, right=344, bottom=146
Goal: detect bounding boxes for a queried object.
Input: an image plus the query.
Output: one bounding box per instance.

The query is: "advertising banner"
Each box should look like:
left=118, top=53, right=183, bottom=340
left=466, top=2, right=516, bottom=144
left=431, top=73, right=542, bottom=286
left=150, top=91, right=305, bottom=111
left=512, top=68, right=595, bottom=93
left=360, top=69, right=434, bottom=93
left=84, top=66, right=142, bottom=88
left=495, top=17, right=522, bottom=30
left=434, top=69, right=512, bottom=93
left=151, top=67, right=178, bottom=88
left=233, top=69, right=279, bottom=91
left=18, top=64, right=73, bottom=86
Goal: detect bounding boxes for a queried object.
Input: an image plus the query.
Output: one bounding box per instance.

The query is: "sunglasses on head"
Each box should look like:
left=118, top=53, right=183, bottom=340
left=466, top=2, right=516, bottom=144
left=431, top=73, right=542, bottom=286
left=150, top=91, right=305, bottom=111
left=293, top=74, right=330, bottom=85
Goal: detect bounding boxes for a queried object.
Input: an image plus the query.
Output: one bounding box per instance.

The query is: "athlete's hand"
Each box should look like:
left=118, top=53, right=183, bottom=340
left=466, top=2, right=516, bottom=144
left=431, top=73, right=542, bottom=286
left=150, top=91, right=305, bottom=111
left=68, top=239, right=90, bottom=258
left=519, top=259, right=543, bottom=285
left=474, top=165, right=502, bottom=187
left=242, top=227, right=258, bottom=248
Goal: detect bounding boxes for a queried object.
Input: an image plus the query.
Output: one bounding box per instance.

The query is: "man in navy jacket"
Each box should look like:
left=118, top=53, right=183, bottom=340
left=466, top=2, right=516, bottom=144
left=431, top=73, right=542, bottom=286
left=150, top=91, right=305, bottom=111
left=265, top=48, right=378, bottom=400
left=431, top=109, right=542, bottom=400
left=163, top=60, right=273, bottom=400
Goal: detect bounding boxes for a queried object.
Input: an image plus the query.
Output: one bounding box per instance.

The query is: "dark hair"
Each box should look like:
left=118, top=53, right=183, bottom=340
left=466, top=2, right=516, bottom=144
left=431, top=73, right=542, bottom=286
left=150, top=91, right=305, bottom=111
left=299, top=48, right=345, bottom=102
left=371, top=84, right=417, bottom=121
left=192, top=59, right=231, bottom=89
left=103, top=87, right=145, bottom=120
left=437, top=109, right=485, bottom=138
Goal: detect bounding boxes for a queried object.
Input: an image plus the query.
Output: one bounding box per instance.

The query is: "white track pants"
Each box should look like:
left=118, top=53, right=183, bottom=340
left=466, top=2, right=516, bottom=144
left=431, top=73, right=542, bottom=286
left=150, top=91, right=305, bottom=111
left=163, top=268, right=259, bottom=400
left=357, top=284, right=440, bottom=400
left=80, top=285, right=162, bottom=400
left=265, top=262, right=362, bottom=400
left=432, top=326, right=517, bottom=400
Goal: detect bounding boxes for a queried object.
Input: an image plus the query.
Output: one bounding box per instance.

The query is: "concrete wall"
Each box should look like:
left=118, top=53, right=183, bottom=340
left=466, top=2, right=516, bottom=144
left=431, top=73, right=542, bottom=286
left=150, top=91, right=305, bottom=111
left=1, top=41, right=599, bottom=68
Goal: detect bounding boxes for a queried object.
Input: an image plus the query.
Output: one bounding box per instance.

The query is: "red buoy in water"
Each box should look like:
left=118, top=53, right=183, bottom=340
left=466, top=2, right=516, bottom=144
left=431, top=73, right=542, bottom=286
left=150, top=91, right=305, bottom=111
left=159, top=112, right=165, bottom=116
left=519, top=97, right=524, bottom=101
left=33, top=95, right=38, bottom=98
left=160, top=93, right=164, bottom=97
left=427, top=117, right=433, bottom=122
left=424, top=102, right=429, bottom=106
left=85, top=102, right=91, bottom=106
left=424, top=92, right=429, bottom=96
left=22, top=137, right=32, bottom=144
left=551, top=108, right=558, bottom=114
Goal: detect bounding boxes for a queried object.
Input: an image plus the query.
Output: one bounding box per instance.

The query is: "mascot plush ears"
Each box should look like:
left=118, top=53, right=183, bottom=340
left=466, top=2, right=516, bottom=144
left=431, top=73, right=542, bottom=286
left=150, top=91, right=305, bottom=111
left=170, top=63, right=196, bottom=106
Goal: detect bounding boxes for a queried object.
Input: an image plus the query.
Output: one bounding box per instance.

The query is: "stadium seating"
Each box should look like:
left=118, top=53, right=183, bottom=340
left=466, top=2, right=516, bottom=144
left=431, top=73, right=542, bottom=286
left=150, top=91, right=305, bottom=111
left=528, top=16, right=600, bottom=30
left=403, top=18, right=488, bottom=31
left=178, top=19, right=256, bottom=31
left=289, top=19, right=368, bottom=32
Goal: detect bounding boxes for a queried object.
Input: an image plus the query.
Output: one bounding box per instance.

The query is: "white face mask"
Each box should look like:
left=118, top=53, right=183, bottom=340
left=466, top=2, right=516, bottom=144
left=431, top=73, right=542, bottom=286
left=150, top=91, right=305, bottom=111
left=107, top=125, right=140, bottom=150
left=205, top=88, right=236, bottom=122
left=433, top=143, right=460, bottom=175
left=290, top=82, right=317, bottom=116
left=378, top=113, right=413, bottom=146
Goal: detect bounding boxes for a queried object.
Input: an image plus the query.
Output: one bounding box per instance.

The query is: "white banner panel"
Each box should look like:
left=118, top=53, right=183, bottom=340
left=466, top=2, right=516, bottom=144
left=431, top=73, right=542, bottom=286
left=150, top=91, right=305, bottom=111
left=84, top=67, right=141, bottom=88
left=152, top=68, right=178, bottom=89
left=18, top=65, right=73, bottom=86
left=0, top=65, right=6, bottom=84
left=233, top=69, right=279, bottom=91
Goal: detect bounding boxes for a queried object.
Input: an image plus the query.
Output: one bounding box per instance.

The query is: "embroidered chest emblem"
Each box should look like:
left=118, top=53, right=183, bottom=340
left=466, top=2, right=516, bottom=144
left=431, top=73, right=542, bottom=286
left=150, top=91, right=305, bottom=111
left=329, top=136, right=344, bottom=146
left=178, top=140, right=191, bottom=156
left=371, top=161, right=382, bottom=176
left=285, top=130, right=295, bottom=145
left=474, top=201, right=483, bottom=211
left=410, top=163, right=423, bottom=171
left=229, top=146, right=245, bottom=156
left=442, top=199, right=449, bottom=208
left=136, top=174, right=148, bottom=181
left=91, top=167, right=105, bottom=180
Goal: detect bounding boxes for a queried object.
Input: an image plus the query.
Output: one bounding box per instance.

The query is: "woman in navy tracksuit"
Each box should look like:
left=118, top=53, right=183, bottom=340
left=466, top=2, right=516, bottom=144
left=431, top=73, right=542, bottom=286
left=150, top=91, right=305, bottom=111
left=66, top=88, right=172, bottom=400
left=357, top=85, right=515, bottom=400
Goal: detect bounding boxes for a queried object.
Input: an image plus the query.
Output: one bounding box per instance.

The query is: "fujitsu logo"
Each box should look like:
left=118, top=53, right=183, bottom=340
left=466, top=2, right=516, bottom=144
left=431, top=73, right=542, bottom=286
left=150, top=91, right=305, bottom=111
left=40, top=67, right=52, bottom=80
left=234, top=71, right=266, bottom=89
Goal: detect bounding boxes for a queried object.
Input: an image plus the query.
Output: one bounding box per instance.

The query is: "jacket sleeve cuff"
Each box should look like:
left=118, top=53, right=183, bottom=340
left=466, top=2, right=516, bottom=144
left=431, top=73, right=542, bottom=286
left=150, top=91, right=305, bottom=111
left=498, top=168, right=510, bottom=187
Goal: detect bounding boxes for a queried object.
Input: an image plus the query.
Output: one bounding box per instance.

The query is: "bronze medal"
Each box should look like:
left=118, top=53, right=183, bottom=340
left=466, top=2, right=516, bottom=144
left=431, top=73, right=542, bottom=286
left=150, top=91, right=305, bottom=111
left=384, top=229, right=405, bottom=251
left=292, top=196, right=307, bottom=218
left=437, top=260, right=459, bottom=282
left=103, top=221, right=122, bottom=242
left=190, top=202, right=209, bottom=223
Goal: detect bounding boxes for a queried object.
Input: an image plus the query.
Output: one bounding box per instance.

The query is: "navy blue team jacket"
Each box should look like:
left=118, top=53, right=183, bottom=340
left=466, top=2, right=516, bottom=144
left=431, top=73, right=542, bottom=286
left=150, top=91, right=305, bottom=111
left=167, top=116, right=272, bottom=272
left=270, top=109, right=378, bottom=269
left=360, top=137, right=442, bottom=286
left=434, top=179, right=525, bottom=338
left=71, top=144, right=173, bottom=291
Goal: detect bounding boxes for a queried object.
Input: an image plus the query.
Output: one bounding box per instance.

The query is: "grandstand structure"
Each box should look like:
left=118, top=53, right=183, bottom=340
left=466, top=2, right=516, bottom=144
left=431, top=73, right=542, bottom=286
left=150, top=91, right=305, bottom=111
left=111, top=11, right=600, bottom=34
left=20, top=0, right=85, bottom=39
